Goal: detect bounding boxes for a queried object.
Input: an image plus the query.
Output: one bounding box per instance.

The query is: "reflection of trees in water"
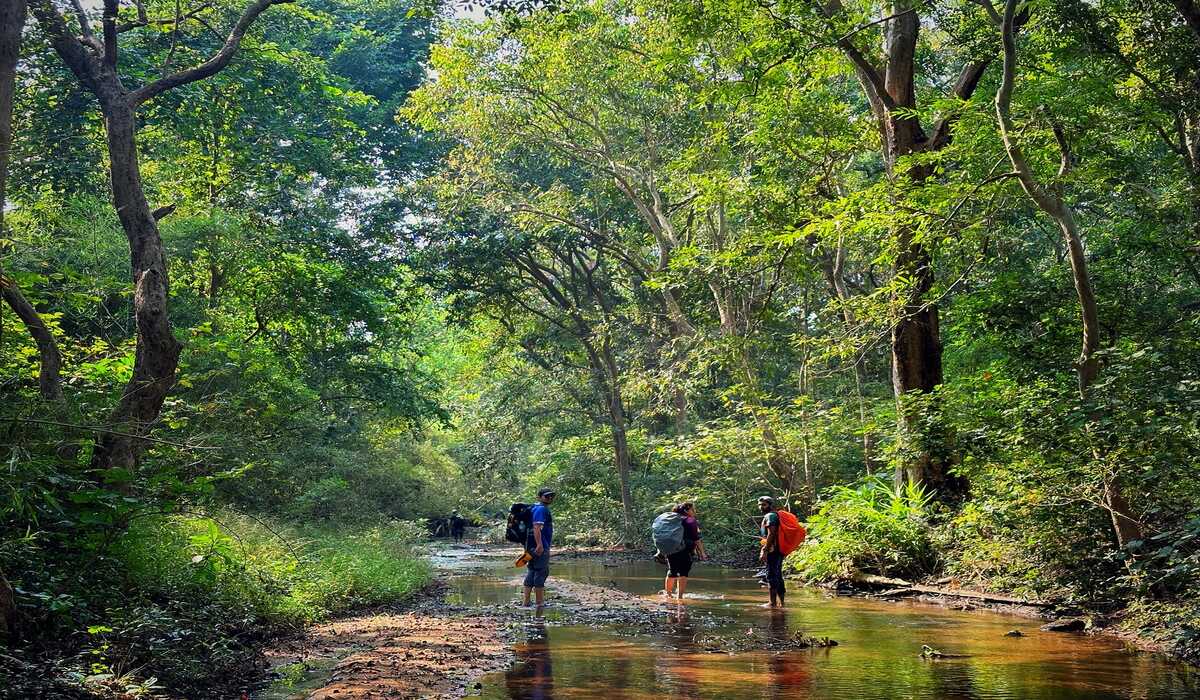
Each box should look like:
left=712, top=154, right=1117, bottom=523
left=922, top=657, right=979, bottom=700
left=504, top=622, right=553, bottom=700
left=765, top=610, right=811, bottom=699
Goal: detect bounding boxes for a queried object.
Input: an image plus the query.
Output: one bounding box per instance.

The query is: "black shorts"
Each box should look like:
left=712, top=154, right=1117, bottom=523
left=666, top=547, right=694, bottom=578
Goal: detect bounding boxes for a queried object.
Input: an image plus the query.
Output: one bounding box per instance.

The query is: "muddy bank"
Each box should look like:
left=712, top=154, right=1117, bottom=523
left=261, top=584, right=514, bottom=699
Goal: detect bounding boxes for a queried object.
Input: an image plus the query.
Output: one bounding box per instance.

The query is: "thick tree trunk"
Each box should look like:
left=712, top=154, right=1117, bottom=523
left=887, top=120, right=963, bottom=496
left=826, top=0, right=974, bottom=500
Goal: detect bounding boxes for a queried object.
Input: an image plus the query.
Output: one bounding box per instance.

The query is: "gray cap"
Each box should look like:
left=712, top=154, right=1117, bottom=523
left=537, top=487, right=556, bottom=498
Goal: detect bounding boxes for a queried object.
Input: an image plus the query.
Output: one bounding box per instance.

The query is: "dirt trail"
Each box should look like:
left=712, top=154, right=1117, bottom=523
left=302, top=613, right=509, bottom=699
left=263, top=584, right=515, bottom=700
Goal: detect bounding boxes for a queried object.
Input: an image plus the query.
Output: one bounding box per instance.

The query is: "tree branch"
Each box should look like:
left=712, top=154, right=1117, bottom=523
left=118, top=1, right=212, bottom=34
left=127, top=0, right=292, bottom=107
left=928, top=59, right=992, bottom=149
left=67, top=0, right=94, bottom=41
left=29, top=0, right=101, bottom=91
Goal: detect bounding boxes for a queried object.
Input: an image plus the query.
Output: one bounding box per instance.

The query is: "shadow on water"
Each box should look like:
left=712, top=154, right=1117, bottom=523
left=468, top=549, right=1199, bottom=700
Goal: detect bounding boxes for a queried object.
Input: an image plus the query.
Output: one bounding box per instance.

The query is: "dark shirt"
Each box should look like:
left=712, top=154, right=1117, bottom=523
left=682, top=516, right=701, bottom=543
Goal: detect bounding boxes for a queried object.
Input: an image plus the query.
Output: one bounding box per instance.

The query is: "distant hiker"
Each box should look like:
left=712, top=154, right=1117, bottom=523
left=663, top=502, right=706, bottom=600
left=758, top=496, right=785, bottom=607
left=450, top=511, right=466, bottom=543
left=522, top=488, right=556, bottom=609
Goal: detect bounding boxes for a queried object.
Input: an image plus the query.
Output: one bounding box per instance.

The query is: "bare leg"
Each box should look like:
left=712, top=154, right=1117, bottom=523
left=523, top=586, right=532, bottom=607
left=676, top=577, right=688, bottom=599
left=664, top=575, right=674, bottom=596
left=534, top=587, right=545, bottom=608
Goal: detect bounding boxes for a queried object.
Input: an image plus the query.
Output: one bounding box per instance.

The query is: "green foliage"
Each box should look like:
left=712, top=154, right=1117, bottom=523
left=2, top=511, right=429, bottom=697
left=787, top=477, right=937, bottom=582
left=7, top=0, right=1200, bottom=693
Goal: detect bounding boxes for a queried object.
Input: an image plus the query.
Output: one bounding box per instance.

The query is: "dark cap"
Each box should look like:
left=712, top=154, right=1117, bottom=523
left=537, top=488, right=556, bottom=498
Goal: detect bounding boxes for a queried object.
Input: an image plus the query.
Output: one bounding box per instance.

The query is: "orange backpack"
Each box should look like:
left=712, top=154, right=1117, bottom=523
left=776, top=510, right=807, bottom=556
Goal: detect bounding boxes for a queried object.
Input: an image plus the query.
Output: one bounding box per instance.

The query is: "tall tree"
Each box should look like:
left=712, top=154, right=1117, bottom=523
left=0, top=0, right=29, bottom=643
left=994, top=0, right=1142, bottom=547
left=763, top=1, right=1005, bottom=498
left=29, top=0, right=290, bottom=470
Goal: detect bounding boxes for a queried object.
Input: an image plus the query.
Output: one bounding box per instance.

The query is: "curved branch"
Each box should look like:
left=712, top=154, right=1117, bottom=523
left=127, top=0, right=293, bottom=107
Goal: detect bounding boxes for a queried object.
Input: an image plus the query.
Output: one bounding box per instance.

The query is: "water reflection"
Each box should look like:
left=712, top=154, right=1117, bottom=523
left=764, top=609, right=811, bottom=699
left=505, top=620, right=554, bottom=700
left=470, top=552, right=1199, bottom=700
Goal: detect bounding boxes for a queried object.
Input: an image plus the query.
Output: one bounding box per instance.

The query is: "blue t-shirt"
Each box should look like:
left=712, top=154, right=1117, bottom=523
left=530, top=503, right=553, bottom=551
left=760, top=511, right=780, bottom=538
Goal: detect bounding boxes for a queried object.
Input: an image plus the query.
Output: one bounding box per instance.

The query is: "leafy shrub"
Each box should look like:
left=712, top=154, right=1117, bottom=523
left=9, top=512, right=434, bottom=697
left=786, top=477, right=936, bottom=582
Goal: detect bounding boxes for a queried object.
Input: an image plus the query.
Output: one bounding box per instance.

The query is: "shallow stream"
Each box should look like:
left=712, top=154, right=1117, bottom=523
left=445, top=547, right=1198, bottom=700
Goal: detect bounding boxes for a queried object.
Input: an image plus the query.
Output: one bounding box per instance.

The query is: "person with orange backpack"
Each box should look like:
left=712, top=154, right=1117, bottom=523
left=757, top=496, right=806, bottom=608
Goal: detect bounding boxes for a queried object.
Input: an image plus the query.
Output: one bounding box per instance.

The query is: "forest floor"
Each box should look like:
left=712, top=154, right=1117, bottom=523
left=262, top=584, right=513, bottom=699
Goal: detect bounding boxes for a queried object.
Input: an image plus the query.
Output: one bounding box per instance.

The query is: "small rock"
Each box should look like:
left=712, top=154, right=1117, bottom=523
left=1004, top=629, right=1024, bottom=637
left=1040, top=618, right=1086, bottom=632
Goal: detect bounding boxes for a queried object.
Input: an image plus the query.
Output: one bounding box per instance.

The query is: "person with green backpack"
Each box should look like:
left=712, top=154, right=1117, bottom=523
left=654, top=502, right=707, bottom=600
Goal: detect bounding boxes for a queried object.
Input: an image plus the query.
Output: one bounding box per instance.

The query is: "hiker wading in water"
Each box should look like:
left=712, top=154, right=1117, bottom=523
left=758, top=496, right=786, bottom=608
left=450, top=510, right=466, bottom=543
left=523, top=488, right=555, bottom=609
left=664, top=502, right=707, bottom=600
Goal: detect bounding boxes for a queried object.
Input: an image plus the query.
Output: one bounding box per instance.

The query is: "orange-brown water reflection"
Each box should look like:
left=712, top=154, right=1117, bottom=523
left=470, top=557, right=1198, bottom=700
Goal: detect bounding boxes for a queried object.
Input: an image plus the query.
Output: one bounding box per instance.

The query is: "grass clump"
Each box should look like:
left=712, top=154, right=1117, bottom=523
left=5, top=512, right=430, bottom=698
left=787, top=477, right=937, bottom=582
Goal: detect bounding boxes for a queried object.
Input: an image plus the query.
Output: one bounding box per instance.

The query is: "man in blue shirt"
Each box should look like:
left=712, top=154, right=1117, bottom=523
left=522, top=488, right=556, bottom=609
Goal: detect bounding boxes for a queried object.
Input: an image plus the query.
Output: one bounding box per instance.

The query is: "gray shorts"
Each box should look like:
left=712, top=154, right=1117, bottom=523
left=523, top=551, right=550, bottom=588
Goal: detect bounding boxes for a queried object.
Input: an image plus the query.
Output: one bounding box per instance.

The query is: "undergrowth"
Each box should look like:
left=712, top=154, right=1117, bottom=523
left=785, top=477, right=937, bottom=582
left=2, top=513, right=430, bottom=699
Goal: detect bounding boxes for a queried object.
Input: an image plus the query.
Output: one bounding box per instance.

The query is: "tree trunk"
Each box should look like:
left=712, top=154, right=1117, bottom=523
left=888, top=135, right=961, bottom=495
left=825, top=0, right=979, bottom=500
left=0, top=5, right=63, bottom=403
left=596, top=342, right=635, bottom=544
left=30, top=0, right=282, bottom=472
left=89, top=83, right=182, bottom=471
left=0, top=0, right=27, bottom=643
left=671, top=385, right=688, bottom=434
left=996, top=0, right=1141, bottom=548
left=0, top=277, right=64, bottom=401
